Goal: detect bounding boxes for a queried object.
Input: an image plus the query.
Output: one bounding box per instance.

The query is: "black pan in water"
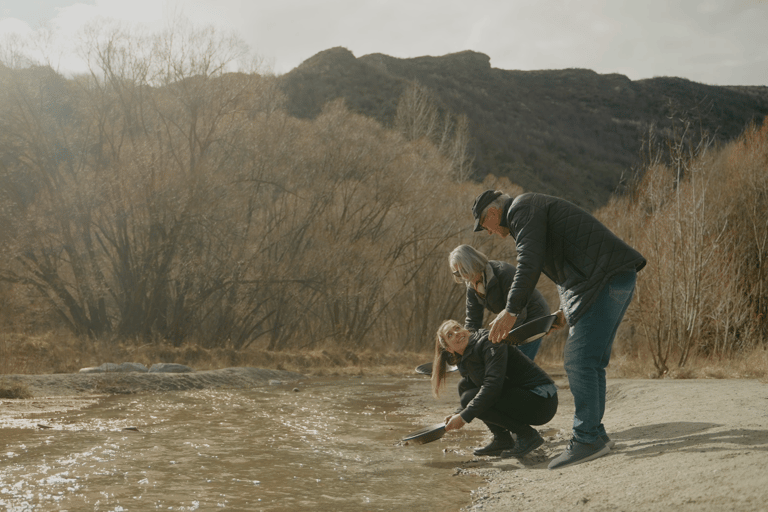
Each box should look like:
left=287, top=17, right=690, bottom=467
left=402, top=423, right=446, bottom=445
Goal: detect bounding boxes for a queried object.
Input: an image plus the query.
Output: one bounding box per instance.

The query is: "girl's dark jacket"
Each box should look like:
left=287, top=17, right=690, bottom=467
left=457, top=330, right=554, bottom=423
left=500, top=193, right=646, bottom=325
left=464, top=260, right=550, bottom=332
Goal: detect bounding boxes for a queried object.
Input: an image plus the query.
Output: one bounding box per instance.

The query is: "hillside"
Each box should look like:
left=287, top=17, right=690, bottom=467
left=279, top=47, right=768, bottom=209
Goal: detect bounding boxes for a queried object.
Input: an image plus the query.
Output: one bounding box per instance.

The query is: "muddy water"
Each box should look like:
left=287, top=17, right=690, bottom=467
left=0, top=376, right=483, bottom=511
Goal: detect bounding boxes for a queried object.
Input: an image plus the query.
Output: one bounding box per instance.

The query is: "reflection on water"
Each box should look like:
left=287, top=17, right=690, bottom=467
left=1, top=376, right=482, bottom=511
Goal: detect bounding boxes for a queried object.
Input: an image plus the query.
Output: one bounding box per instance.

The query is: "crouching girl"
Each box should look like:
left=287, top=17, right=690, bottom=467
left=433, top=320, right=558, bottom=458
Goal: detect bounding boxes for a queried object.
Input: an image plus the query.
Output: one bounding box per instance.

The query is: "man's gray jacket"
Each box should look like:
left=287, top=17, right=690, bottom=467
left=500, top=193, right=646, bottom=325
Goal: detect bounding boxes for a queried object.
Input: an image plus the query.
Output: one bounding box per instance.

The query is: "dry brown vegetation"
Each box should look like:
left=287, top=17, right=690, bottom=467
left=599, top=118, right=768, bottom=377
left=0, top=329, right=432, bottom=378
left=0, top=21, right=766, bottom=382
left=0, top=377, right=31, bottom=398
left=0, top=22, right=501, bottom=360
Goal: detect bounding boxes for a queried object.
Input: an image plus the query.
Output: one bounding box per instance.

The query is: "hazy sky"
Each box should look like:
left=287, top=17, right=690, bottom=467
left=1, top=0, right=766, bottom=86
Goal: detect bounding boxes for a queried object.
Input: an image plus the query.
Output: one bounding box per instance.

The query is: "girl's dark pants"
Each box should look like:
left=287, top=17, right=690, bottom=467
left=458, top=377, right=558, bottom=438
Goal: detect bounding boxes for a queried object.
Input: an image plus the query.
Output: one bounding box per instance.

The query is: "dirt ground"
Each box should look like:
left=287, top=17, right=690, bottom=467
left=399, top=372, right=768, bottom=512
left=2, top=368, right=767, bottom=511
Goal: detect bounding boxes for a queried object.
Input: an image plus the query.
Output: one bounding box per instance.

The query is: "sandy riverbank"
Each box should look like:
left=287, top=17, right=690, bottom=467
left=398, top=374, right=768, bottom=512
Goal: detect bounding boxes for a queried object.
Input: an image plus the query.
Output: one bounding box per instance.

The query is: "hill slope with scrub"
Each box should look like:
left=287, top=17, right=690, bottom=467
left=279, top=47, right=768, bottom=209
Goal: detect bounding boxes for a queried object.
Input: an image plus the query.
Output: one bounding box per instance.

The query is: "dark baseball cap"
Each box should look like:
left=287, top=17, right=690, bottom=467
left=472, top=190, right=502, bottom=231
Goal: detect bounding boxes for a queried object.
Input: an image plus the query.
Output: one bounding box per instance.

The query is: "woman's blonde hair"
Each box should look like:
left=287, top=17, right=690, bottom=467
left=431, top=319, right=463, bottom=398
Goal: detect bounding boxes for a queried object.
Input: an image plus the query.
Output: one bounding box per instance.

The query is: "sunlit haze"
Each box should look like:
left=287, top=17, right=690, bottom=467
left=0, top=0, right=766, bottom=85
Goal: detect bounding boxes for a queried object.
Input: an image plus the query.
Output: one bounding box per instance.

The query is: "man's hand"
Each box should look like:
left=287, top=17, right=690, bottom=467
left=547, top=309, right=567, bottom=334
left=489, top=310, right=517, bottom=343
left=444, top=414, right=466, bottom=432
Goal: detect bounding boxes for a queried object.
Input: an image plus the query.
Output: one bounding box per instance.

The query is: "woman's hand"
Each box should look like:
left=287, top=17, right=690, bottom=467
left=444, top=414, right=466, bottom=432
left=547, top=309, right=567, bottom=334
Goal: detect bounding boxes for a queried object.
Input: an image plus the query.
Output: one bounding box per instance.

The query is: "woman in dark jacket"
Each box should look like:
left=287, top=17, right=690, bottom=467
left=449, top=244, right=563, bottom=361
left=431, top=319, right=559, bottom=458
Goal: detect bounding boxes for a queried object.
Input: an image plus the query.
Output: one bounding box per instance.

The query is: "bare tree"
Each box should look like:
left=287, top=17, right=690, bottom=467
left=614, top=118, right=768, bottom=374
left=394, top=82, right=474, bottom=182
left=0, top=33, right=32, bottom=69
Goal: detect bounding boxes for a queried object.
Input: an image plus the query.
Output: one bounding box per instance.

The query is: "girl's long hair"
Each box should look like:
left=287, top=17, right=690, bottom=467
left=431, top=319, right=462, bottom=398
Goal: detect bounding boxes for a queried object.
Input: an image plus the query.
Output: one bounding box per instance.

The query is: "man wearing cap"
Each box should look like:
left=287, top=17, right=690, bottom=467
left=471, top=189, right=646, bottom=470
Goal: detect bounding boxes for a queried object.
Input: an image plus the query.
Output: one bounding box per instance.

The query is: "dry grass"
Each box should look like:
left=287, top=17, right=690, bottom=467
left=1, top=331, right=90, bottom=374
left=0, top=378, right=31, bottom=398
left=2, top=328, right=765, bottom=385
left=608, top=345, right=768, bottom=381
left=0, top=330, right=431, bottom=378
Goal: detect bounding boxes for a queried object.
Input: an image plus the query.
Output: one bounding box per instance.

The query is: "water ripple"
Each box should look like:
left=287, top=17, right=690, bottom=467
left=1, top=376, right=480, bottom=511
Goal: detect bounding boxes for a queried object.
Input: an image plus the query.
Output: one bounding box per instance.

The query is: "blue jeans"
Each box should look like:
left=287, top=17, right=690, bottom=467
left=517, top=338, right=542, bottom=361
left=564, top=271, right=637, bottom=444
left=514, top=300, right=548, bottom=361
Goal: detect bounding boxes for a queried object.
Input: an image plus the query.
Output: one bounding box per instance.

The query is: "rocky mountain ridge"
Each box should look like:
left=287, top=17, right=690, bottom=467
left=279, top=47, right=768, bottom=208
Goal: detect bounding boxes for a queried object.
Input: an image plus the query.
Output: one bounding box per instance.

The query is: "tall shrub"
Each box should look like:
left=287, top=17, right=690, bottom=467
left=606, top=119, right=768, bottom=374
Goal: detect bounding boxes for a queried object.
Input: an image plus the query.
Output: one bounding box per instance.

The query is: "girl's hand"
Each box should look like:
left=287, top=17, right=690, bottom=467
left=445, top=414, right=466, bottom=432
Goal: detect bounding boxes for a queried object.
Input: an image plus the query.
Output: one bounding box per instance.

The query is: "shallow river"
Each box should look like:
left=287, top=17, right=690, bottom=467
left=1, top=376, right=483, bottom=511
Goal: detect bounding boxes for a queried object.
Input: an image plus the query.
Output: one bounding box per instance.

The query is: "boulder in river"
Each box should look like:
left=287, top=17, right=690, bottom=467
left=78, top=362, right=193, bottom=374
left=79, top=362, right=149, bottom=374
left=148, top=363, right=194, bottom=373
